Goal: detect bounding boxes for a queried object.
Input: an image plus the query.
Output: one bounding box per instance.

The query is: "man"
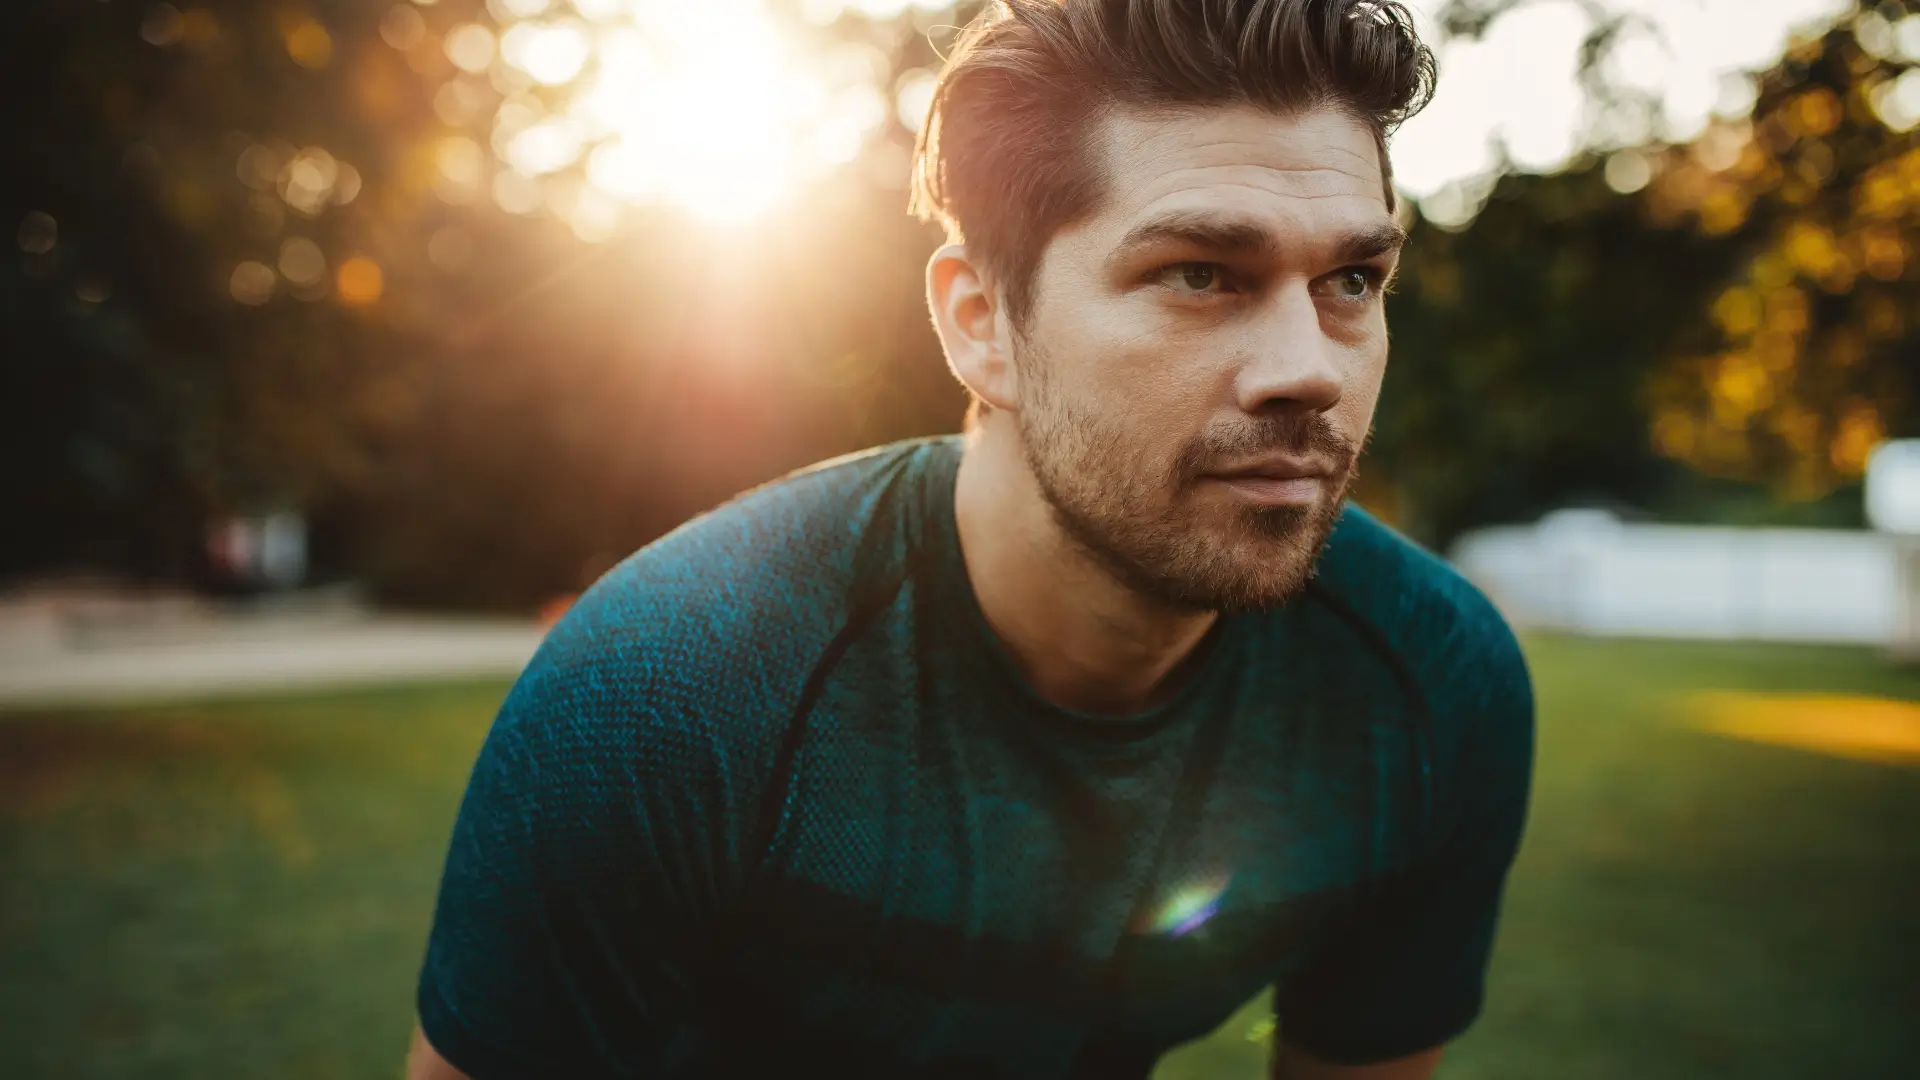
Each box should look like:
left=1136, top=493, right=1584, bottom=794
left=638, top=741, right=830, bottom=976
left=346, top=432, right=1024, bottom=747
left=410, top=1, right=1533, bottom=1077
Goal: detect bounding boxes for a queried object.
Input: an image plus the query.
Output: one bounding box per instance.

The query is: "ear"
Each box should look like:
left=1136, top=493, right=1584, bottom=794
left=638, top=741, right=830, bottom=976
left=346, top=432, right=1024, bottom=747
left=926, top=243, right=1019, bottom=411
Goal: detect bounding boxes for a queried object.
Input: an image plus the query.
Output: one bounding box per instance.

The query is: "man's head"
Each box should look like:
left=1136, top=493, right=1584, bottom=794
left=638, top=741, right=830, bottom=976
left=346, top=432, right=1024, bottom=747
left=916, top=0, right=1435, bottom=613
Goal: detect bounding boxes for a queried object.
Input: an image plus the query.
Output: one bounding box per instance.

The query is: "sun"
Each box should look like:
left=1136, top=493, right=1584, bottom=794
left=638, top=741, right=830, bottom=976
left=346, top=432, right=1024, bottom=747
left=460, top=0, right=916, bottom=234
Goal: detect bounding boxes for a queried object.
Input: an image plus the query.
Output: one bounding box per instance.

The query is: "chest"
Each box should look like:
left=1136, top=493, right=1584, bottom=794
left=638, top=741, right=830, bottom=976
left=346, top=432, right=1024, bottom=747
left=719, top=654, right=1428, bottom=1076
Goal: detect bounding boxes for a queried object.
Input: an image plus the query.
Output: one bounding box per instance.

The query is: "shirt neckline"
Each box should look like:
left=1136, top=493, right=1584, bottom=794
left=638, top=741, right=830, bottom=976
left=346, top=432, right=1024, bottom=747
left=916, top=436, right=1245, bottom=746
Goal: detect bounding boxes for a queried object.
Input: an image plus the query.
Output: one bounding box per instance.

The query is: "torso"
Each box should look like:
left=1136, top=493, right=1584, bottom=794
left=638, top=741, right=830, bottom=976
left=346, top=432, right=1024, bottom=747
left=698, top=439, right=1441, bottom=1077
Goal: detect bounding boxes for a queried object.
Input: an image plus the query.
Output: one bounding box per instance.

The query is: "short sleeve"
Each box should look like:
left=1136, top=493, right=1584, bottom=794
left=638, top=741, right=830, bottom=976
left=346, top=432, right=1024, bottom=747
left=416, top=615, right=722, bottom=1078
left=1275, top=623, right=1535, bottom=1064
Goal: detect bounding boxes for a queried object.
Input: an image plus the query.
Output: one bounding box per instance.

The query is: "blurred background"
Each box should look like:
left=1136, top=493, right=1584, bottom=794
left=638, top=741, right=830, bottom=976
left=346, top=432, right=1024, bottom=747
left=1, top=0, right=1917, bottom=1076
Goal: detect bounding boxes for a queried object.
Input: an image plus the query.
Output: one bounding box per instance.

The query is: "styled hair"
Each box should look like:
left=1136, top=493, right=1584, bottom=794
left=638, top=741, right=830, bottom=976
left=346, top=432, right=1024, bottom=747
left=911, top=0, right=1437, bottom=326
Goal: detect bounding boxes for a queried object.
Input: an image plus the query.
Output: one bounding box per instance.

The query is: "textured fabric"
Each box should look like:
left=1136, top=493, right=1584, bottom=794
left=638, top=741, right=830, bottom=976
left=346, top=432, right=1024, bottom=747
left=417, top=436, right=1534, bottom=1079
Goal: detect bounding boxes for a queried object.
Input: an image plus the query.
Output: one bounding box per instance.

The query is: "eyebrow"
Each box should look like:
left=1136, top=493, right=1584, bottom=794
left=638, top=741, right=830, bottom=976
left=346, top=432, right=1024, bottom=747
left=1107, top=212, right=1408, bottom=270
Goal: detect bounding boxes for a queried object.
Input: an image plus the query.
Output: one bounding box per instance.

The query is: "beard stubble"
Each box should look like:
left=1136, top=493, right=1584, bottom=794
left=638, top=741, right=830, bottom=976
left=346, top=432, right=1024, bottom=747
left=1014, top=352, right=1358, bottom=614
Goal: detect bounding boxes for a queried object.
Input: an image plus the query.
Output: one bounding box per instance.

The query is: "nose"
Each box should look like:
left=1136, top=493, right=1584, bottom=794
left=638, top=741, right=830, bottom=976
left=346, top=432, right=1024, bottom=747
left=1231, top=284, right=1343, bottom=416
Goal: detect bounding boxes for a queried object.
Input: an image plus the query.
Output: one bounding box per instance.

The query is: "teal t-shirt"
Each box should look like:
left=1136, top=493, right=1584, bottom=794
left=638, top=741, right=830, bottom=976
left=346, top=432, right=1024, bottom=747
left=418, top=436, right=1534, bottom=1078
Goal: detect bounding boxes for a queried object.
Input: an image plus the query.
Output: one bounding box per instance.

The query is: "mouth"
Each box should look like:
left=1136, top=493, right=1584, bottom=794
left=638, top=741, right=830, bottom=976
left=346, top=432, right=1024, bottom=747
left=1201, top=457, right=1332, bottom=508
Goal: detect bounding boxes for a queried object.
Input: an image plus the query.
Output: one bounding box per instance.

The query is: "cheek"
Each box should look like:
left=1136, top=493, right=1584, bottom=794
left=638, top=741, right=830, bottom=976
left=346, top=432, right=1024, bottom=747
left=1335, top=337, right=1390, bottom=438
left=1040, top=307, right=1217, bottom=417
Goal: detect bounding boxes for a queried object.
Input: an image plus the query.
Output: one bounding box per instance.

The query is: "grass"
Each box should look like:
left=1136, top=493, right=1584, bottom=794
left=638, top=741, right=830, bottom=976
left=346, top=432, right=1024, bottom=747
left=2, top=638, right=1917, bottom=1078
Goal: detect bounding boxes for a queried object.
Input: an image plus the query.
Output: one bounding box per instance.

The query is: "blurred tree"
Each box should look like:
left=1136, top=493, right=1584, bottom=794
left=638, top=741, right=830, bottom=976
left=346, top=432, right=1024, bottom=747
left=1, top=0, right=960, bottom=607
left=1381, top=0, right=1920, bottom=543
left=2, top=0, right=439, bottom=583
left=1637, top=2, right=1920, bottom=501
left=1368, top=167, right=1746, bottom=542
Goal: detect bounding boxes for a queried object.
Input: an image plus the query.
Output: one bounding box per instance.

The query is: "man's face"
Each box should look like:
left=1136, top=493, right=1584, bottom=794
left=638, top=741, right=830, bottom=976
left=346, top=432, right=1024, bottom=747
left=1012, top=102, right=1401, bottom=613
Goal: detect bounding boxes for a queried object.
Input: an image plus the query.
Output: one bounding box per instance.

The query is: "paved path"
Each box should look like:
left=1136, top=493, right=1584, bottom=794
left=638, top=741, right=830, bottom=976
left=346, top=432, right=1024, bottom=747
left=0, top=615, right=545, bottom=709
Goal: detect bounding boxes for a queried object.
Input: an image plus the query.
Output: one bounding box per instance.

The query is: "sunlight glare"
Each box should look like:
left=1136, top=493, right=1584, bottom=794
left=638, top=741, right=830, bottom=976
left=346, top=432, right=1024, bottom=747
left=502, top=21, right=592, bottom=86
left=570, top=0, right=624, bottom=20
left=505, top=121, right=583, bottom=176
left=587, top=139, right=654, bottom=198
left=894, top=68, right=939, bottom=134
left=491, top=0, right=550, bottom=18
left=472, top=0, right=899, bottom=224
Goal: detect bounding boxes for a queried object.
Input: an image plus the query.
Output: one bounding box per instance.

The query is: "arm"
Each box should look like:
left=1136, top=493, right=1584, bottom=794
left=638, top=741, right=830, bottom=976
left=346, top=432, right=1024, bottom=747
left=407, top=1026, right=469, bottom=1080
left=1274, top=1042, right=1442, bottom=1080
left=1272, top=613, right=1535, bottom=1073
left=409, top=586, right=731, bottom=1078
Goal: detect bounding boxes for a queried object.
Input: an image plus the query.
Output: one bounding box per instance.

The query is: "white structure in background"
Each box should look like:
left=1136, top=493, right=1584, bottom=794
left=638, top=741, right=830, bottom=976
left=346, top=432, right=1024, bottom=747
left=1449, top=441, right=1920, bottom=655
left=1869, top=441, right=1920, bottom=657
left=206, top=511, right=308, bottom=591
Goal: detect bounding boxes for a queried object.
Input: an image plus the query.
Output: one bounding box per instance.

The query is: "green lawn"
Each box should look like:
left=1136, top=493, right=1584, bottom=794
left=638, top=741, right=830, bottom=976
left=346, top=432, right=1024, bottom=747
left=2, top=638, right=1917, bottom=1078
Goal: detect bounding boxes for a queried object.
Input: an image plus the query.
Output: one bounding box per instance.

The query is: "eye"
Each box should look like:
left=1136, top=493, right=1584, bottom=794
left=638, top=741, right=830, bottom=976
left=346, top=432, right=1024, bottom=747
left=1319, top=267, right=1384, bottom=301
left=1155, top=262, right=1233, bottom=295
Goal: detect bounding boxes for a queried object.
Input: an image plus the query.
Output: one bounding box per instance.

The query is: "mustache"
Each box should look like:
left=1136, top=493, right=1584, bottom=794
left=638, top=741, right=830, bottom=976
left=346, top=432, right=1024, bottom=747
left=1173, top=413, right=1358, bottom=481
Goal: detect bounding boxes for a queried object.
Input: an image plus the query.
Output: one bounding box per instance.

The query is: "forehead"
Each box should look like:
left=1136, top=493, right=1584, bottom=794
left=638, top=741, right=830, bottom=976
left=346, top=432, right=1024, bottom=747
left=1078, top=102, right=1392, bottom=250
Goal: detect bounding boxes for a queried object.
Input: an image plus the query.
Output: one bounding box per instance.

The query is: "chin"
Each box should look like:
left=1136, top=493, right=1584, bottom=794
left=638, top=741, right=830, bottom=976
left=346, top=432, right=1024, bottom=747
left=1190, top=509, right=1340, bottom=612
left=1196, top=553, right=1321, bottom=614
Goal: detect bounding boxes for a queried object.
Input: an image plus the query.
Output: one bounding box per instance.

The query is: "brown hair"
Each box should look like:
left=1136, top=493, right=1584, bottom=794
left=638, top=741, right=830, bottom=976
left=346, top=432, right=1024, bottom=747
left=911, top=0, right=1437, bottom=326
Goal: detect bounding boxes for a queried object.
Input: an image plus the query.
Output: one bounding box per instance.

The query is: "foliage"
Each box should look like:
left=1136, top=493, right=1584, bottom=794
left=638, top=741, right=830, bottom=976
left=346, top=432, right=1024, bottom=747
left=1411, top=0, right=1920, bottom=527
left=1, top=0, right=962, bottom=605
left=1369, top=167, right=1744, bottom=541
left=1639, top=2, right=1920, bottom=498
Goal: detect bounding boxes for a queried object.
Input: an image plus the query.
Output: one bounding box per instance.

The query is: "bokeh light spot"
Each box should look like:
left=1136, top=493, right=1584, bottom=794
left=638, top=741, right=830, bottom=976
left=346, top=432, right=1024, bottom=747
left=286, top=21, right=334, bottom=70
left=140, top=4, right=184, bottom=47
left=278, top=237, right=327, bottom=287
left=1604, top=149, right=1654, bottom=194
left=237, top=143, right=283, bottom=191
left=1898, top=16, right=1920, bottom=62
left=505, top=122, right=582, bottom=176
left=336, top=256, right=385, bottom=306
left=17, top=211, right=58, bottom=255
left=436, top=136, right=485, bottom=187
left=332, top=163, right=363, bottom=206
left=893, top=68, right=938, bottom=134
left=1870, top=69, right=1920, bottom=133
left=279, top=147, right=342, bottom=216
left=229, top=261, right=277, bottom=305
left=445, top=24, right=497, bottom=74
left=379, top=5, right=427, bottom=52
left=503, top=21, right=591, bottom=86
left=492, top=170, right=543, bottom=215
left=572, top=0, right=624, bottom=20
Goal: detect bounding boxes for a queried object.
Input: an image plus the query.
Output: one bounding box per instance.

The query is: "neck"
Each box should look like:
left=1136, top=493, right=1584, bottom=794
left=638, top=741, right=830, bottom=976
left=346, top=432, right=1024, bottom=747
left=951, top=421, right=1220, bottom=717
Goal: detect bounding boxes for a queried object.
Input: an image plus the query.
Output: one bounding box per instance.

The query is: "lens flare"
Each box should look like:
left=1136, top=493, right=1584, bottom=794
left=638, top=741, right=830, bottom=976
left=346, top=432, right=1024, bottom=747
left=1148, top=876, right=1231, bottom=937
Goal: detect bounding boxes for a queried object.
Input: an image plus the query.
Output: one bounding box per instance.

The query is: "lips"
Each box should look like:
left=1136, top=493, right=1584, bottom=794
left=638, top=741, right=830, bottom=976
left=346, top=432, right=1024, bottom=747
left=1202, top=457, right=1332, bottom=508
left=1205, top=456, right=1331, bottom=483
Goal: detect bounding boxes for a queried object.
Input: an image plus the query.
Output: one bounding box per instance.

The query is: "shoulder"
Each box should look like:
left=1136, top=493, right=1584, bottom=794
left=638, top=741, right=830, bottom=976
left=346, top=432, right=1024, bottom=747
left=1308, top=505, right=1528, bottom=689
left=1305, top=503, right=1534, bottom=768
left=537, top=439, right=945, bottom=685
left=492, top=438, right=951, bottom=798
